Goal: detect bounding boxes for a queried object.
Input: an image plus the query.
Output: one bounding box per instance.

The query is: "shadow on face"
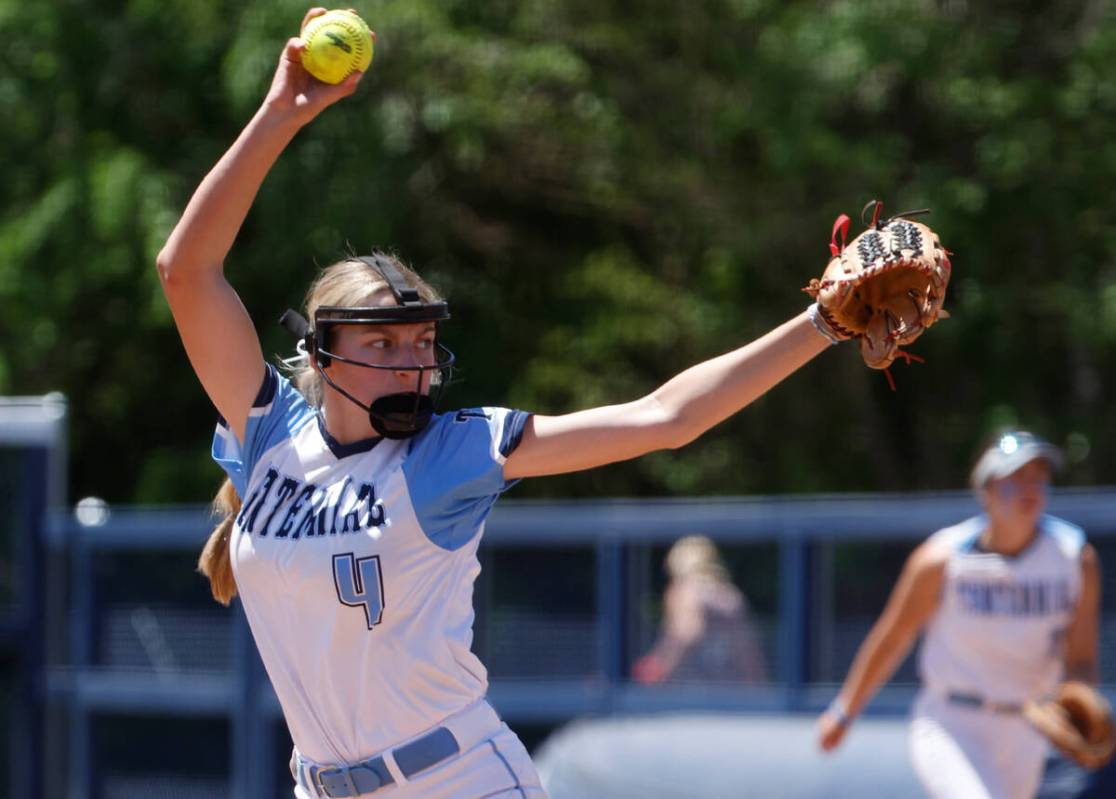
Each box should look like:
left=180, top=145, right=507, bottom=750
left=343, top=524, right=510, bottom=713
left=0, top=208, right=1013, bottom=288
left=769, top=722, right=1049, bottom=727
left=982, top=458, right=1053, bottom=525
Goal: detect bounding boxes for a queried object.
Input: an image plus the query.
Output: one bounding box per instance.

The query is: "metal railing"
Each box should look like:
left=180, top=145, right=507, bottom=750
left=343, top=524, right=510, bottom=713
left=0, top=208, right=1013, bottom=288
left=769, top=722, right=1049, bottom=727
left=45, top=487, right=1116, bottom=799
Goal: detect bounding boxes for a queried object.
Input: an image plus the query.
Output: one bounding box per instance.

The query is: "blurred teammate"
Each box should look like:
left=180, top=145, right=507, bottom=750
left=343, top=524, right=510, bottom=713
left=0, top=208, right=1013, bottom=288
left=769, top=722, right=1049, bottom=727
left=816, top=431, right=1102, bottom=799
left=633, top=535, right=768, bottom=684
left=159, top=9, right=839, bottom=798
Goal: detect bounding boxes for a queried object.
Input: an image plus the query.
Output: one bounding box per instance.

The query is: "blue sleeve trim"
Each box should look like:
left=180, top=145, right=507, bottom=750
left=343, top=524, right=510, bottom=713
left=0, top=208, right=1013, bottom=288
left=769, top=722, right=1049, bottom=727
left=214, top=368, right=275, bottom=432
left=499, top=410, right=531, bottom=458
left=253, top=366, right=279, bottom=408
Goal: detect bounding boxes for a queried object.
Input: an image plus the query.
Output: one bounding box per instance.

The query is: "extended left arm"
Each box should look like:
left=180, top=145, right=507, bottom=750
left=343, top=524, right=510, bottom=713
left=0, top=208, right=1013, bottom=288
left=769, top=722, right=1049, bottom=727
left=505, top=310, right=830, bottom=479
left=1064, top=543, right=1101, bottom=683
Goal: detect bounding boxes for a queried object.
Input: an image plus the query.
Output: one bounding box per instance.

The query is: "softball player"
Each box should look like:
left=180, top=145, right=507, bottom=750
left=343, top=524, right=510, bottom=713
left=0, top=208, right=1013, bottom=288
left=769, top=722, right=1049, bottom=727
left=816, top=431, right=1102, bottom=799
left=158, top=9, right=834, bottom=798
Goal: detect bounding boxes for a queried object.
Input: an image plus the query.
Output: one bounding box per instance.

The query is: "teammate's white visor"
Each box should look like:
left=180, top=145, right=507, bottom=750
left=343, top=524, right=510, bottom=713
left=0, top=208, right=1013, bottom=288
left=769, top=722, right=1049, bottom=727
left=969, top=431, right=1064, bottom=489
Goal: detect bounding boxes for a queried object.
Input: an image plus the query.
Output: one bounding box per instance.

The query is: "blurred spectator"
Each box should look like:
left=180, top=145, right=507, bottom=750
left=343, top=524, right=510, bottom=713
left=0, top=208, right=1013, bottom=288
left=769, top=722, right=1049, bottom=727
left=632, top=536, right=768, bottom=684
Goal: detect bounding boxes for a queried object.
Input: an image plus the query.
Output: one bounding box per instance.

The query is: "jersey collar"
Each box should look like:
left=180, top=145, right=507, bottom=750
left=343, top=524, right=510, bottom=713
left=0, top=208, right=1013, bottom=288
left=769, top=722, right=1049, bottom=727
left=317, top=415, right=382, bottom=459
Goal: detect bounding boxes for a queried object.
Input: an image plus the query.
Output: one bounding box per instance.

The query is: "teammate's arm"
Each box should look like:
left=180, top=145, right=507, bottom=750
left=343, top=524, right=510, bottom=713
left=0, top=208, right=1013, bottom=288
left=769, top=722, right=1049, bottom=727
left=504, top=312, right=828, bottom=479
left=816, top=540, right=948, bottom=752
left=632, top=583, right=700, bottom=684
left=1063, top=543, right=1101, bottom=684
left=157, top=10, right=361, bottom=442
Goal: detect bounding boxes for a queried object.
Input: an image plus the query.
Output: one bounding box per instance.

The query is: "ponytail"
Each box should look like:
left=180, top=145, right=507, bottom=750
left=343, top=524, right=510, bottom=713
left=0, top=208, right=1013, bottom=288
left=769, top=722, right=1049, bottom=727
left=199, top=478, right=240, bottom=606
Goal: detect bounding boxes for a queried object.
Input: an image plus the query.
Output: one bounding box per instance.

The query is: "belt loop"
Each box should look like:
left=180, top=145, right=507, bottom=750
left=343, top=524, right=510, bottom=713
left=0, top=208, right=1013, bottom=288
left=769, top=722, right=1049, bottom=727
left=381, top=748, right=408, bottom=786
left=292, top=750, right=312, bottom=796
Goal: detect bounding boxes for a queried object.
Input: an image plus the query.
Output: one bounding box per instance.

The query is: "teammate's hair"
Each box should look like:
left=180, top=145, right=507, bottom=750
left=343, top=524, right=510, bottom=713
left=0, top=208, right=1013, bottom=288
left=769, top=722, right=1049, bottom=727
left=290, top=252, right=443, bottom=406
left=665, top=535, right=731, bottom=583
left=199, top=477, right=240, bottom=606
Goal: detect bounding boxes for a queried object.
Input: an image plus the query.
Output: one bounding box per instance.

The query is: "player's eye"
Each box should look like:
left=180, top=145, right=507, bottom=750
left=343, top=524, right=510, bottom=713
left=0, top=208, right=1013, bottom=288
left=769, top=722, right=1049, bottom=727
left=417, top=338, right=434, bottom=350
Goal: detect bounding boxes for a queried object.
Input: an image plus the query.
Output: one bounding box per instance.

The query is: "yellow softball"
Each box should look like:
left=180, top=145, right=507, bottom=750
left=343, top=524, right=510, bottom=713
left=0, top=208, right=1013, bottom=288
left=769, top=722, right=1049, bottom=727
left=300, top=10, right=374, bottom=85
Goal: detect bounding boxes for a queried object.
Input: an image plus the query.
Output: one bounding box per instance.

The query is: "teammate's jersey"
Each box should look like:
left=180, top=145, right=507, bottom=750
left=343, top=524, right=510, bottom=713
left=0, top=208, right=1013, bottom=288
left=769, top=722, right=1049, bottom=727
left=212, top=366, right=530, bottom=764
left=918, top=514, right=1084, bottom=704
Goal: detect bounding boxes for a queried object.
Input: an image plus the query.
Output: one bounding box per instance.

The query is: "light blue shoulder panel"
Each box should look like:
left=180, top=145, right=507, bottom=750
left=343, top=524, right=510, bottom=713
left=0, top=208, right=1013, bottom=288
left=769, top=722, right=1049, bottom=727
left=1042, top=514, right=1085, bottom=558
left=950, top=514, right=986, bottom=553
left=403, top=407, right=531, bottom=551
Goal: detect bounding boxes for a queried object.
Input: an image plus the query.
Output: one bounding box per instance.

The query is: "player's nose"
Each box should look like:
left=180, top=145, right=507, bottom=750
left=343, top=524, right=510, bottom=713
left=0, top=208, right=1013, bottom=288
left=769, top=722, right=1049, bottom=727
left=390, top=364, right=423, bottom=392
left=401, top=368, right=430, bottom=392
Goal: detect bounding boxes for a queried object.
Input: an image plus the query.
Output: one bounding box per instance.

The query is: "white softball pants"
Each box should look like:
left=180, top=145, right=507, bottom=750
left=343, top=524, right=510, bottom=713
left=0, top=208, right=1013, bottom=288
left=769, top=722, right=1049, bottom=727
left=292, top=699, right=547, bottom=799
left=909, top=691, right=1048, bottom=799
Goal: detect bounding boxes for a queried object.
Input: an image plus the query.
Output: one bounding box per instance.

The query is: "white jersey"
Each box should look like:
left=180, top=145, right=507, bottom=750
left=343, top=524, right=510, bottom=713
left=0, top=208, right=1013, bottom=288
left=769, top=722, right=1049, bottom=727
left=918, top=514, right=1084, bottom=704
left=212, top=366, right=530, bottom=765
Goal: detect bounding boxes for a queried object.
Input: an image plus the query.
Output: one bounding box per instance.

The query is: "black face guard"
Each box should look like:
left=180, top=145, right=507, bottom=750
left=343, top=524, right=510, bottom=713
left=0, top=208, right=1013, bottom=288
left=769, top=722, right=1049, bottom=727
left=279, top=255, right=456, bottom=439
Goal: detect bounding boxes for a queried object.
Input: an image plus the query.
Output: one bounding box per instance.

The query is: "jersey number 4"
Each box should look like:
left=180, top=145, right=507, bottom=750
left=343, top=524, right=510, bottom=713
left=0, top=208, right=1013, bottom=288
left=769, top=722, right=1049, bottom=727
left=332, top=553, right=385, bottom=630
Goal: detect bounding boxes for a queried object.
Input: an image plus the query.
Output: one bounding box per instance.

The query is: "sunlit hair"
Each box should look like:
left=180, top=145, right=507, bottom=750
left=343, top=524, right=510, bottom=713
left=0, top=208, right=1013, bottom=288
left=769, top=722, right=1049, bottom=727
left=199, top=478, right=240, bottom=606
left=665, top=535, right=731, bottom=583
left=290, top=252, right=444, bottom=406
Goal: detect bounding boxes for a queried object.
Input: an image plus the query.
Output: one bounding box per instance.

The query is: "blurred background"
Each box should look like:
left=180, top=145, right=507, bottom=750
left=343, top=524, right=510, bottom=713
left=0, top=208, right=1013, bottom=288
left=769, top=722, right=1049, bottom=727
left=4, top=0, right=1116, bottom=796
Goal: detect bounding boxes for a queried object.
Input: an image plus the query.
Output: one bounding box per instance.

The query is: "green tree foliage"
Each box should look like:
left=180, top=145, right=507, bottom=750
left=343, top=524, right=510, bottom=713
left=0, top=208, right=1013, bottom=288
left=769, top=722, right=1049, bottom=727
left=2, top=0, right=1116, bottom=502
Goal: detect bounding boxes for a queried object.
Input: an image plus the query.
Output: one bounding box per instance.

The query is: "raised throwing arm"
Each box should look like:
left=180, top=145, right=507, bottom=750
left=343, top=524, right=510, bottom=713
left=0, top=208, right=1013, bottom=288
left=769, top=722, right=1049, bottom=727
left=156, top=9, right=364, bottom=442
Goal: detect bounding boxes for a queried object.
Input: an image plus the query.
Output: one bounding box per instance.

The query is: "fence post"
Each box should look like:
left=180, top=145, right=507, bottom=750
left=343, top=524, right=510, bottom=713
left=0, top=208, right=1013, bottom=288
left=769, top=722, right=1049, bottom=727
left=596, top=539, right=627, bottom=701
left=231, top=603, right=263, bottom=799
left=68, top=532, right=94, bottom=799
left=778, top=531, right=810, bottom=711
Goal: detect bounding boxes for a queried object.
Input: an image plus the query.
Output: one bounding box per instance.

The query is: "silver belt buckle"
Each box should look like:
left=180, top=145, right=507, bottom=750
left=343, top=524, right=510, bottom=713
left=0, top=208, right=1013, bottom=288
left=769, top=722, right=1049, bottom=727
left=315, top=765, right=358, bottom=798
left=313, top=767, right=331, bottom=798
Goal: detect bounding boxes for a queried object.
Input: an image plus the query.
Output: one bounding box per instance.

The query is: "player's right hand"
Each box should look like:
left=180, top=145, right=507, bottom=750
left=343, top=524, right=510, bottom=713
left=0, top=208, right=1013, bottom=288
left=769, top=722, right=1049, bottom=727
left=816, top=709, right=850, bottom=752
left=262, top=9, right=368, bottom=124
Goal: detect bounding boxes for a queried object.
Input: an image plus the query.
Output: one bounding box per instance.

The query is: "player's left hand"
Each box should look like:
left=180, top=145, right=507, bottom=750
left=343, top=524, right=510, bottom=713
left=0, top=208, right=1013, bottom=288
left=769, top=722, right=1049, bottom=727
left=804, top=200, right=951, bottom=388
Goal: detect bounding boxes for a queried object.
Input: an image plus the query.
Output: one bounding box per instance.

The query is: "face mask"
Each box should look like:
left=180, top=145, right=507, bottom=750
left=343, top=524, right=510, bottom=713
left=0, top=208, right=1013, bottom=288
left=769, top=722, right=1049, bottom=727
left=279, top=256, right=456, bottom=439
left=313, top=359, right=449, bottom=440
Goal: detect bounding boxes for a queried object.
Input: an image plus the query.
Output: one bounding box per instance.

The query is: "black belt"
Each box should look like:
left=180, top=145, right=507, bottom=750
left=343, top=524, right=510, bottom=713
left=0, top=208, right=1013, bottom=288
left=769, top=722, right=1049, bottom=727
left=305, top=727, right=460, bottom=798
left=946, top=691, right=1024, bottom=715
